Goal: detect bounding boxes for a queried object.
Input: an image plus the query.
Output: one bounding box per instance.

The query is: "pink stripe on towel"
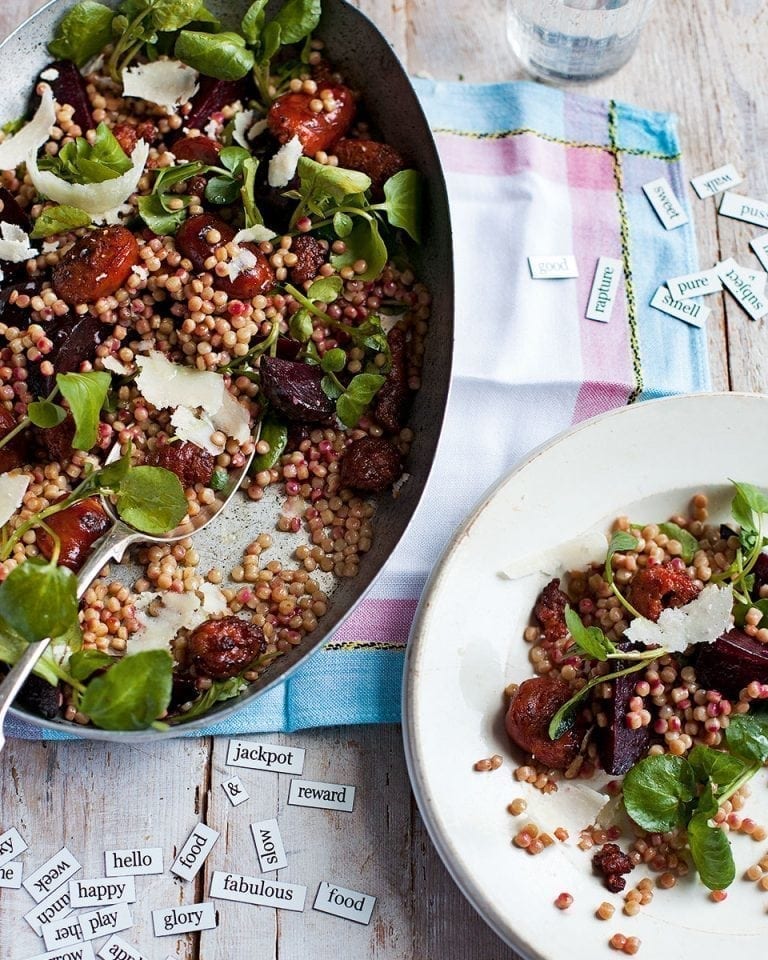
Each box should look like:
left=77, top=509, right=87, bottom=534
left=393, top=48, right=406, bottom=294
left=331, top=598, right=418, bottom=647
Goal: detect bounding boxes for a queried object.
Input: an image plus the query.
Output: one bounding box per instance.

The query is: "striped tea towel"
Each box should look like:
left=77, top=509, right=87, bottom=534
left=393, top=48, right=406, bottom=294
left=7, top=80, right=709, bottom=740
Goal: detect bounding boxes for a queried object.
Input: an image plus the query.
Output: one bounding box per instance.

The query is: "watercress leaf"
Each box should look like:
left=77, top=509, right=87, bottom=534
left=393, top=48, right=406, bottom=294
left=69, top=648, right=114, bottom=681
left=27, top=400, right=67, bottom=429
left=91, top=121, right=133, bottom=174
left=336, top=372, right=385, bottom=427
left=30, top=205, right=92, bottom=239
left=297, top=156, right=372, bottom=203
left=307, top=275, right=343, bottom=303
left=241, top=0, right=268, bottom=44
left=171, top=674, right=243, bottom=722
left=220, top=145, right=250, bottom=174
left=241, top=157, right=263, bottom=227
left=175, top=30, right=255, bottom=80
left=0, top=557, right=78, bottom=643
left=330, top=217, right=388, bottom=282
left=733, top=597, right=768, bottom=628
left=0, top=620, right=61, bottom=686
left=116, top=465, right=187, bottom=534
left=153, top=160, right=207, bottom=193
left=622, top=754, right=696, bottom=832
left=688, top=809, right=735, bottom=890
left=205, top=175, right=240, bottom=205
left=149, top=0, right=202, bottom=31
left=321, top=374, right=343, bottom=400
left=271, top=0, right=321, bottom=44
left=95, top=448, right=132, bottom=489
left=56, top=370, right=111, bottom=450
left=48, top=0, right=115, bottom=68
left=289, top=307, right=313, bottom=342
left=725, top=712, right=768, bottom=765
left=657, top=522, right=699, bottom=564
left=1, top=118, right=25, bottom=136
left=732, top=480, right=768, bottom=522
left=564, top=605, right=615, bottom=661
left=260, top=20, right=282, bottom=62
left=321, top=348, right=346, bottom=373
left=687, top=744, right=750, bottom=788
left=250, top=415, right=288, bottom=473
left=604, top=530, right=639, bottom=585
left=80, top=649, right=173, bottom=730
left=382, top=169, right=423, bottom=243
left=333, top=211, right=353, bottom=238
left=137, top=193, right=186, bottom=235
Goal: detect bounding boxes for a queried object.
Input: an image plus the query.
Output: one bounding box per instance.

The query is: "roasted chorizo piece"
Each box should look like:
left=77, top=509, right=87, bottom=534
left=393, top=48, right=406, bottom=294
left=334, top=138, right=406, bottom=198
left=625, top=561, right=700, bottom=622
left=267, top=83, right=355, bottom=155
left=592, top=843, right=634, bottom=893
left=52, top=226, right=140, bottom=305
left=0, top=405, right=29, bottom=472
left=340, top=435, right=402, bottom=493
left=36, top=497, right=111, bottom=571
left=287, top=235, right=326, bottom=286
left=505, top=676, right=584, bottom=771
left=146, top=440, right=214, bottom=488
left=534, top=578, right=569, bottom=643
left=186, top=616, right=266, bottom=680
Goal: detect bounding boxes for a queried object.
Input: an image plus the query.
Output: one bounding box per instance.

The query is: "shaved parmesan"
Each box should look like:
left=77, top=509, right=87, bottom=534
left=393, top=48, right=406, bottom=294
left=101, top=355, right=131, bottom=376
left=516, top=782, right=610, bottom=835
left=122, top=60, right=199, bottom=114
left=211, top=390, right=250, bottom=444
left=131, top=264, right=149, bottom=282
left=80, top=53, right=104, bottom=75
left=503, top=530, right=609, bottom=581
left=0, top=84, right=56, bottom=171
left=624, top=583, right=733, bottom=653
left=248, top=119, right=268, bottom=140
left=232, top=224, right=277, bottom=245
left=232, top=109, right=256, bottom=148
left=203, top=118, right=219, bottom=139
left=0, top=222, right=37, bottom=263
left=268, top=134, right=302, bottom=188
left=40, top=68, right=59, bottom=82
left=226, top=245, right=257, bottom=282
left=132, top=584, right=229, bottom=653
left=170, top=407, right=223, bottom=455
left=27, top=139, right=150, bottom=223
left=135, top=351, right=251, bottom=447
left=0, top=472, right=30, bottom=528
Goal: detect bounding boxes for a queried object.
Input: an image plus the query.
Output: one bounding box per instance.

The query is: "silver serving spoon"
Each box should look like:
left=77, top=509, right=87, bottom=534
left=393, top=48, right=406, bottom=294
left=0, top=444, right=254, bottom=748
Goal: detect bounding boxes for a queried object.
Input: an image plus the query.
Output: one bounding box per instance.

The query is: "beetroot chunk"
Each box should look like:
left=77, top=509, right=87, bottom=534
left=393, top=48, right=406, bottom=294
left=173, top=77, right=248, bottom=141
left=259, top=355, right=335, bottom=423
left=27, top=313, right=104, bottom=396
left=596, top=670, right=651, bottom=775
left=694, top=628, right=768, bottom=698
left=40, top=61, right=92, bottom=132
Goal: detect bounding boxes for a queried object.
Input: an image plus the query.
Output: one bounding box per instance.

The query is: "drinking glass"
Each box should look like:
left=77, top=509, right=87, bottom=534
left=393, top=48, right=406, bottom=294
left=507, top=0, right=656, bottom=83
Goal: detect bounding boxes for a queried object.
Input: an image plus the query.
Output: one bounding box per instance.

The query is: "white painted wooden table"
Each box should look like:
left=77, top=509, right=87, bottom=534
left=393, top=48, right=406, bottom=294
left=1, top=1, right=767, bottom=958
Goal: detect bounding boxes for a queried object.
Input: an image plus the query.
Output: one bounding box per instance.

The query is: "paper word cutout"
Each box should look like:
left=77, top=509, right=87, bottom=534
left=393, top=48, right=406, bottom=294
left=105, top=847, right=163, bottom=877
left=22, top=944, right=95, bottom=960
left=666, top=269, right=722, bottom=301
left=225, top=738, right=305, bottom=774
left=24, top=847, right=81, bottom=902
left=25, top=886, right=73, bottom=936
left=151, top=902, right=217, bottom=936
left=69, top=875, right=136, bottom=908
left=719, top=192, right=768, bottom=229
left=170, top=823, right=219, bottom=882
left=0, top=859, right=22, bottom=888
left=251, top=819, right=288, bottom=872
left=527, top=254, right=578, bottom=279
left=642, top=178, right=689, bottom=229
left=221, top=775, right=249, bottom=807
left=98, top=935, right=146, bottom=960
left=717, top=258, right=768, bottom=320
left=209, top=870, right=306, bottom=911
left=749, top=233, right=768, bottom=273
left=287, top=779, right=356, bottom=812
left=649, top=286, right=710, bottom=328
left=690, top=163, right=742, bottom=199
left=0, top=826, right=27, bottom=868
left=585, top=256, right=622, bottom=322
left=313, top=881, right=376, bottom=925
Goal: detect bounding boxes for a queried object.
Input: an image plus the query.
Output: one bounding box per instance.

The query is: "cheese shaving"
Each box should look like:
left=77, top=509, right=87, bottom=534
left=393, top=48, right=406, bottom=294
left=0, top=84, right=56, bottom=171
left=248, top=119, right=268, bottom=140
left=122, top=61, right=199, bottom=114
left=0, top=472, right=30, bottom=528
left=232, top=109, right=256, bottom=148
left=0, top=222, right=37, bottom=263
left=40, top=68, right=59, bottom=82
left=27, top=139, right=150, bottom=223
left=624, top=583, right=734, bottom=653
left=170, top=407, right=223, bottom=455
left=503, top=530, right=609, bottom=580
left=135, top=351, right=251, bottom=447
left=226, top=246, right=257, bottom=282
left=232, top=224, right=277, bottom=245
left=101, top=355, right=131, bottom=376
left=268, top=134, right=303, bottom=188
left=132, top=585, right=228, bottom=653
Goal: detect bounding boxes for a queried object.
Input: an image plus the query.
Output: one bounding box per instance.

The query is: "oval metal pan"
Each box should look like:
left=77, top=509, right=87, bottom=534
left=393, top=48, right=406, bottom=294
left=0, top=0, right=453, bottom=739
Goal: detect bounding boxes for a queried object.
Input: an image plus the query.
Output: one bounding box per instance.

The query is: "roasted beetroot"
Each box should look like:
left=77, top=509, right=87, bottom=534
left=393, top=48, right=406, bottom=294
left=259, top=355, right=335, bottom=422
left=0, top=405, right=29, bottom=472
left=694, top=627, right=768, bottom=698
left=0, top=188, right=33, bottom=281
left=186, top=616, right=266, bottom=680
left=36, top=497, right=111, bottom=571
left=175, top=77, right=248, bottom=141
left=0, top=279, right=43, bottom=327
left=505, top=676, right=584, bottom=771
left=596, top=667, right=651, bottom=775
left=15, top=673, right=61, bottom=720
left=373, top=326, right=410, bottom=434
left=26, top=313, right=105, bottom=396
left=39, top=61, right=92, bottom=132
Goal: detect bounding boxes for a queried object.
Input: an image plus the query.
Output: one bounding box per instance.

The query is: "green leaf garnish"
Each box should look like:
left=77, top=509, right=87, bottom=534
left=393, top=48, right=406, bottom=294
left=27, top=400, right=67, bottom=429
left=30, top=205, right=92, bottom=239
left=115, top=465, right=188, bottom=534
left=381, top=169, right=422, bottom=242
left=80, top=650, right=173, bottom=730
left=0, top=558, right=78, bottom=643
left=175, top=29, right=255, bottom=79
left=48, top=0, right=115, bottom=68
left=69, top=648, right=114, bottom=681
left=725, top=712, right=768, bottom=765
left=336, top=373, right=386, bottom=428
left=56, top=370, right=111, bottom=450
left=564, top=605, right=615, bottom=661
left=622, top=754, right=696, bottom=832
left=657, top=522, right=699, bottom=564
left=39, top=123, right=131, bottom=185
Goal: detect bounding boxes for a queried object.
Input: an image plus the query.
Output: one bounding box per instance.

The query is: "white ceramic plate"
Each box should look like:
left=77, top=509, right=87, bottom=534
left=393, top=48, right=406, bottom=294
left=403, top=392, right=768, bottom=959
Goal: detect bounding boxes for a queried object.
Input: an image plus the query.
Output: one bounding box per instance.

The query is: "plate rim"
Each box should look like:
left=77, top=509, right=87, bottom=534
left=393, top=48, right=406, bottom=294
left=401, top=390, right=768, bottom=956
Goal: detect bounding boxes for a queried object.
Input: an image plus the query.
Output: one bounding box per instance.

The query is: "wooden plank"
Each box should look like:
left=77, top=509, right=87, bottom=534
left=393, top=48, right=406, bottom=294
left=0, top=737, right=210, bottom=960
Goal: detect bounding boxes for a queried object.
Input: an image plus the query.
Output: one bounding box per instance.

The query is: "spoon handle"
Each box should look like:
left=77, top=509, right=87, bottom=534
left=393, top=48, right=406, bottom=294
left=0, top=521, right=139, bottom=750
